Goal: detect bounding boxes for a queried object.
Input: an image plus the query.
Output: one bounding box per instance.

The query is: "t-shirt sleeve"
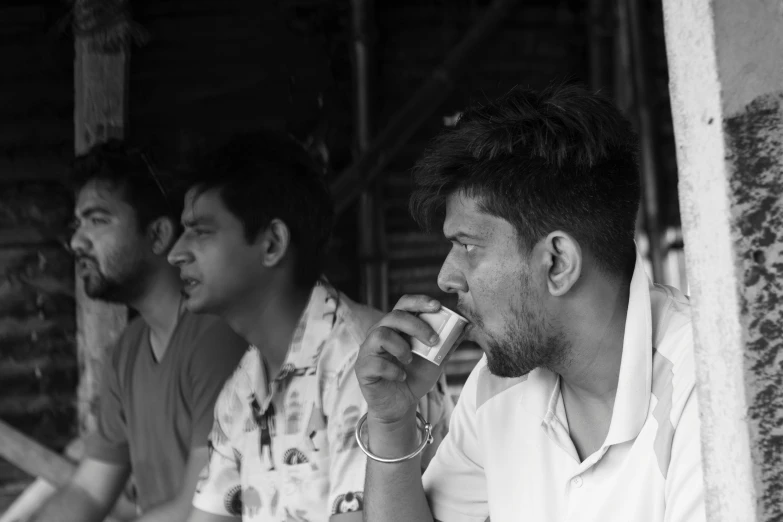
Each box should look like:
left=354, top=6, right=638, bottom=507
left=84, top=346, right=130, bottom=464
left=664, top=388, right=707, bottom=522
left=324, top=352, right=368, bottom=522
left=186, top=321, right=249, bottom=448
left=422, top=360, right=488, bottom=522
left=191, top=378, right=243, bottom=518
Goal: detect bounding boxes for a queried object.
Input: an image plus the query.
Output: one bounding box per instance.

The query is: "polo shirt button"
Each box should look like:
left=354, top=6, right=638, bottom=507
left=572, top=476, right=583, bottom=488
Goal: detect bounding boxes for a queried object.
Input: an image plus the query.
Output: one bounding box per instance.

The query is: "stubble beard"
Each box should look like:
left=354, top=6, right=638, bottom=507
left=79, top=250, right=149, bottom=304
left=482, top=308, right=568, bottom=378
left=460, top=273, right=569, bottom=379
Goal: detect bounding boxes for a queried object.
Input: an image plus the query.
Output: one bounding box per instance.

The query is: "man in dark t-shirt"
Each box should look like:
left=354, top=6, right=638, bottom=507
left=32, top=141, right=247, bottom=522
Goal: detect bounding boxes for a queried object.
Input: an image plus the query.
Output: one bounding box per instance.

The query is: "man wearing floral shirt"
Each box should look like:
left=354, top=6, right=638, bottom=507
left=168, top=132, right=452, bottom=522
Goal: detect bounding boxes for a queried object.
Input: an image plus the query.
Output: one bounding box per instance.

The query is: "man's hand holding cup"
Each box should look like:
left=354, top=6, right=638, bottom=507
left=355, top=295, right=468, bottom=451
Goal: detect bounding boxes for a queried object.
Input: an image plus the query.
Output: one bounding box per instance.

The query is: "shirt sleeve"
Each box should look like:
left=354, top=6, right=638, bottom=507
left=422, top=359, right=489, bottom=522
left=191, top=376, right=243, bottom=518
left=186, top=321, right=249, bottom=448
left=323, top=351, right=368, bottom=522
left=84, top=347, right=130, bottom=464
left=664, top=388, right=707, bottom=522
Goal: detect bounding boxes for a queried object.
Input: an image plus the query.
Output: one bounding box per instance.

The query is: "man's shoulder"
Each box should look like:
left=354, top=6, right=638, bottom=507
left=211, top=347, right=258, bottom=411
left=108, top=314, right=149, bottom=370
left=336, top=292, right=384, bottom=340
left=649, top=284, right=697, bottom=423
left=177, top=311, right=247, bottom=354
left=170, top=313, right=247, bottom=387
left=304, top=291, right=382, bottom=390
left=320, top=292, right=381, bottom=361
left=649, top=284, right=694, bottom=364
left=650, top=283, right=691, bottom=336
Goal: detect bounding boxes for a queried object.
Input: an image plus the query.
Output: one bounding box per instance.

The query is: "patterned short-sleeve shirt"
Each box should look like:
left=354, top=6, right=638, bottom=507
left=193, top=281, right=453, bottom=521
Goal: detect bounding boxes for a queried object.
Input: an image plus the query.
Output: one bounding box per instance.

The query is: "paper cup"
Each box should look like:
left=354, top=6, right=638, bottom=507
left=411, top=306, right=469, bottom=366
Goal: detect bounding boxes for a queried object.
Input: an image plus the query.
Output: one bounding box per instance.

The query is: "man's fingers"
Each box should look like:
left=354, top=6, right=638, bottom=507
left=393, top=294, right=441, bottom=314
left=356, top=357, right=407, bottom=385
left=377, top=309, right=440, bottom=348
left=363, top=325, right=415, bottom=364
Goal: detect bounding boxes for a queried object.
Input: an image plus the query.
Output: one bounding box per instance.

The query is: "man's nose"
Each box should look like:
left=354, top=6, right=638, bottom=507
left=69, top=228, right=89, bottom=257
left=437, top=256, right=468, bottom=294
left=167, top=235, right=191, bottom=267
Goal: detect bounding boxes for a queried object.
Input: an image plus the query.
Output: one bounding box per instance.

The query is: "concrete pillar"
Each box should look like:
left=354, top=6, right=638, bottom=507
left=661, top=0, right=783, bottom=520
left=73, top=14, right=130, bottom=435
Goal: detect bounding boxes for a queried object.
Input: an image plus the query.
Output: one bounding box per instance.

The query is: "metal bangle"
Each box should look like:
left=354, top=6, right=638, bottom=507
left=354, top=411, right=434, bottom=464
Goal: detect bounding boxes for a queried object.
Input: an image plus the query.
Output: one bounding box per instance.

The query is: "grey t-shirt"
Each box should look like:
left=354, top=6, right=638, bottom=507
left=85, top=311, right=247, bottom=512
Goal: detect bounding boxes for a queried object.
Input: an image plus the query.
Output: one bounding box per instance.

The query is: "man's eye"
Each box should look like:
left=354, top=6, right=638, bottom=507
left=463, top=244, right=476, bottom=253
left=90, top=217, right=109, bottom=226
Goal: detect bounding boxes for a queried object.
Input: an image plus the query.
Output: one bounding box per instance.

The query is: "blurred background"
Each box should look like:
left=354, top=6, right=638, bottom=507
left=0, top=0, right=686, bottom=510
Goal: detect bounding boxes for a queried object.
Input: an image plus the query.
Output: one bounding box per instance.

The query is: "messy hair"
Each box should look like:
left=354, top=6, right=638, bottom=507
left=70, top=139, right=183, bottom=234
left=410, top=83, right=641, bottom=276
left=183, top=130, right=334, bottom=288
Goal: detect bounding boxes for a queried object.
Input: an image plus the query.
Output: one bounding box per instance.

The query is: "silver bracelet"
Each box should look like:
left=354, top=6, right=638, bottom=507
left=354, top=411, right=434, bottom=464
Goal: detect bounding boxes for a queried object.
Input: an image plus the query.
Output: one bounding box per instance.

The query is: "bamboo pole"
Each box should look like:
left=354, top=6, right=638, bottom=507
left=331, top=0, right=520, bottom=215
left=351, top=0, right=388, bottom=311
left=620, top=0, right=665, bottom=282
left=0, top=419, right=75, bottom=487
left=0, top=425, right=137, bottom=521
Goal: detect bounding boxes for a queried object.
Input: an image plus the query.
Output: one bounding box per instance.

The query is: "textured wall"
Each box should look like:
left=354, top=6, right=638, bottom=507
left=662, top=0, right=783, bottom=519
left=727, top=92, right=783, bottom=520
left=0, top=0, right=76, bottom=460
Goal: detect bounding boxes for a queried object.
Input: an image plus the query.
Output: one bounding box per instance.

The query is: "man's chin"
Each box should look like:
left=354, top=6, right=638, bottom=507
left=484, top=350, right=536, bottom=379
left=82, top=278, right=117, bottom=302
left=181, top=291, right=213, bottom=315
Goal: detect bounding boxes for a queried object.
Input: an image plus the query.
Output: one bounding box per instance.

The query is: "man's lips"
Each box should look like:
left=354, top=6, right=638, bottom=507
left=76, top=257, right=98, bottom=276
left=179, top=275, right=200, bottom=289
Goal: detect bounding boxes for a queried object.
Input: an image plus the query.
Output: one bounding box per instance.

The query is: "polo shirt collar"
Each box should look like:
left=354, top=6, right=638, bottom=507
left=520, top=251, right=653, bottom=448
left=601, top=250, right=653, bottom=446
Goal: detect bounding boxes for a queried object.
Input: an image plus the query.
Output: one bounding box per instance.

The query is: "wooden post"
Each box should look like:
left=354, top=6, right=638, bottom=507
left=73, top=2, right=129, bottom=435
left=662, top=0, right=783, bottom=519
left=0, top=421, right=137, bottom=522
left=621, top=0, right=665, bottom=283
left=0, top=419, right=75, bottom=487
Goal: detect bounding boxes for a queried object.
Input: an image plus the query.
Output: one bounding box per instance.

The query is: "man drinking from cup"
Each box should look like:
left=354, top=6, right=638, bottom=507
left=354, top=84, right=706, bottom=522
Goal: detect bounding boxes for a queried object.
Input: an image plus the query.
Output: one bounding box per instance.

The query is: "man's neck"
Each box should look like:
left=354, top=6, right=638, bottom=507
left=129, top=265, right=184, bottom=361
left=225, top=279, right=313, bottom=379
left=558, top=275, right=631, bottom=400
left=555, top=275, right=631, bottom=459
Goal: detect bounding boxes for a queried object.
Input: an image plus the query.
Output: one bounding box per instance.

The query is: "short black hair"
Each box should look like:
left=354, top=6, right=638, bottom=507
left=183, top=131, right=334, bottom=288
left=410, top=83, right=641, bottom=277
left=70, top=139, right=183, bottom=234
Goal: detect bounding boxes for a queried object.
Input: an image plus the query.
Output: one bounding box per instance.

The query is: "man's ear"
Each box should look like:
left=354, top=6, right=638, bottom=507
left=258, top=218, right=291, bottom=268
left=148, top=217, right=177, bottom=256
left=540, top=231, right=582, bottom=297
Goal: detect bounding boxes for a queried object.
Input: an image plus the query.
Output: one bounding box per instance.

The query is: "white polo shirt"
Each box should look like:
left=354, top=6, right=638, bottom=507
left=422, top=253, right=706, bottom=522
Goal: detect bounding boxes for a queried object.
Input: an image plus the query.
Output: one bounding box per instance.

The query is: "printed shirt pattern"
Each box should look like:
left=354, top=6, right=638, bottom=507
left=193, top=280, right=452, bottom=521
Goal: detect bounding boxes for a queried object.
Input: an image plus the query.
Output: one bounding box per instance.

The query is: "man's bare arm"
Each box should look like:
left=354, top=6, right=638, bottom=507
left=32, top=458, right=130, bottom=522
left=364, top=411, right=436, bottom=522
left=354, top=295, right=454, bottom=522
